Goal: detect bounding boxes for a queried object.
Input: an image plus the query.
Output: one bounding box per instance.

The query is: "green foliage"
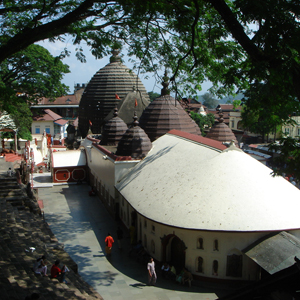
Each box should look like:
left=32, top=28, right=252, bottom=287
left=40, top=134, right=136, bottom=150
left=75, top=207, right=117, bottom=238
left=0, top=44, right=70, bottom=111
left=0, top=44, right=69, bottom=137
left=1, top=1, right=300, bottom=155
left=147, top=91, right=160, bottom=102
left=269, top=137, right=300, bottom=180
left=190, top=111, right=215, bottom=136
left=202, top=93, right=219, bottom=109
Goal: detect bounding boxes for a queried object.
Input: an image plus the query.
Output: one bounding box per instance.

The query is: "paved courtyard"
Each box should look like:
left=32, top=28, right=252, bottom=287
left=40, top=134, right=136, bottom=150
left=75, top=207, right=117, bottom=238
left=38, top=183, right=228, bottom=300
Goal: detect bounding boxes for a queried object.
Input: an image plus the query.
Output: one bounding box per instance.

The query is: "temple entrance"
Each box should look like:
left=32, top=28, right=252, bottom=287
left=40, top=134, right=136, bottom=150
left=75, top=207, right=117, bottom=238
left=162, top=234, right=186, bottom=272
left=171, top=236, right=186, bottom=272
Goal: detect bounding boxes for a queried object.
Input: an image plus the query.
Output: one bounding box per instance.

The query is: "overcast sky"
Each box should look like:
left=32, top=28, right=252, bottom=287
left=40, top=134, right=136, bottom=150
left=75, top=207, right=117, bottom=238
left=38, top=38, right=211, bottom=96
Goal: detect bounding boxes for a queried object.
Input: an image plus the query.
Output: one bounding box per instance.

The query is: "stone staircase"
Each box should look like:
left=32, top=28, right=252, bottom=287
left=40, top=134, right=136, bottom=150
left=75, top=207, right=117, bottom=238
left=0, top=175, right=103, bottom=300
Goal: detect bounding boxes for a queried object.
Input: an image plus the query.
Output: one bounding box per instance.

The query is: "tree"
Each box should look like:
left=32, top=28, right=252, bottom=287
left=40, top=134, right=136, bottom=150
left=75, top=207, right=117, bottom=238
left=147, top=91, right=160, bottom=102
left=0, top=44, right=69, bottom=111
left=190, top=111, right=215, bottom=135
left=1, top=1, right=300, bottom=138
left=202, top=93, right=219, bottom=109
left=0, top=44, right=69, bottom=140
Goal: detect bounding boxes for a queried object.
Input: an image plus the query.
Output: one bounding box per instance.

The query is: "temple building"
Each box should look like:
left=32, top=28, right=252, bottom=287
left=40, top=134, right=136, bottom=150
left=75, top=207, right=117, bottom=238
left=139, top=72, right=201, bottom=141
left=78, top=50, right=150, bottom=137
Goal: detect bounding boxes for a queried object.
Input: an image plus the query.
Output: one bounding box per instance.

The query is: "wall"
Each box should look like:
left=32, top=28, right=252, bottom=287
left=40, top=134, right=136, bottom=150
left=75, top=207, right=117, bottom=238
left=86, top=141, right=139, bottom=217
left=32, top=121, right=54, bottom=136
left=118, top=194, right=300, bottom=282
left=52, top=165, right=87, bottom=183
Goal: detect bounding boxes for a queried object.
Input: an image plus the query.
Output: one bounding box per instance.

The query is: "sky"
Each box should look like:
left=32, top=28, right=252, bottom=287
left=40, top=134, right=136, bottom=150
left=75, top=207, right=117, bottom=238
left=38, top=38, right=212, bottom=96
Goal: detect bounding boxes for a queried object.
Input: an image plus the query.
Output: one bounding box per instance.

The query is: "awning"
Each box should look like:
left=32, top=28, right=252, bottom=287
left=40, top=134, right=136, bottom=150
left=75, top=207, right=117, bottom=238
left=243, top=231, right=300, bottom=274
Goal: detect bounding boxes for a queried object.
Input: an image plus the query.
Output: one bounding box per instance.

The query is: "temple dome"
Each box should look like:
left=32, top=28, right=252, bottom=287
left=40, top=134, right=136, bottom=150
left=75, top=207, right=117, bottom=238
left=100, top=108, right=128, bottom=146
left=139, top=72, right=201, bottom=142
left=104, top=87, right=150, bottom=126
left=206, top=111, right=239, bottom=146
left=78, top=50, right=149, bottom=137
left=116, top=112, right=152, bottom=159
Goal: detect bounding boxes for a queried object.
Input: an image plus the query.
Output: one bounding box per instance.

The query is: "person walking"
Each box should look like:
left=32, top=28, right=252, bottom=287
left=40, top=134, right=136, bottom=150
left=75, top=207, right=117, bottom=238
left=105, top=233, right=114, bottom=255
left=147, top=257, right=157, bottom=286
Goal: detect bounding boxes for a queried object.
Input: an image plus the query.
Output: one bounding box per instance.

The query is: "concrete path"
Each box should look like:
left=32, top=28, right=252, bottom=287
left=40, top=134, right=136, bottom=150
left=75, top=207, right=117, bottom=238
left=38, top=183, right=227, bottom=300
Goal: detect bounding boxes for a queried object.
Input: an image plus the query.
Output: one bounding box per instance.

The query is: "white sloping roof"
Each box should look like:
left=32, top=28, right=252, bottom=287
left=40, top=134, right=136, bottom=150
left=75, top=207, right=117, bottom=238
left=116, top=132, right=300, bottom=232
left=52, top=150, right=86, bottom=168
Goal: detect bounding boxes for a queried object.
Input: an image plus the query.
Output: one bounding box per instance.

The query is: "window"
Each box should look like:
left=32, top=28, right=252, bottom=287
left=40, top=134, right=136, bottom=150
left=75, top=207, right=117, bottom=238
left=35, top=126, right=40, bottom=134
left=197, top=257, right=203, bottom=273
left=213, top=240, right=219, bottom=251
left=45, top=126, right=50, bottom=134
left=54, top=124, right=60, bottom=135
left=285, top=127, right=290, bottom=135
left=298, top=128, right=300, bottom=136
left=197, top=238, right=204, bottom=249
left=231, top=120, right=234, bottom=129
left=213, top=260, right=218, bottom=276
left=151, top=225, right=155, bottom=233
left=144, top=220, right=147, bottom=228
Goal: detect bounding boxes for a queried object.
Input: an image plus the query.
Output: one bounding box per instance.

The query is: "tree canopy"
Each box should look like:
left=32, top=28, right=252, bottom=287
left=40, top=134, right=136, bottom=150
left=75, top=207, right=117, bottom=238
left=190, top=111, right=215, bottom=135
left=0, top=43, right=70, bottom=111
left=1, top=0, right=300, bottom=130
left=202, top=93, right=219, bottom=109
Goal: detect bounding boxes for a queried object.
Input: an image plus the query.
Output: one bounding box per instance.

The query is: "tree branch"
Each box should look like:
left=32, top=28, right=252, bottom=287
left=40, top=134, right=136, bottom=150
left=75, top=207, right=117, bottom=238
left=0, top=0, right=106, bottom=63
left=207, top=0, right=265, bottom=62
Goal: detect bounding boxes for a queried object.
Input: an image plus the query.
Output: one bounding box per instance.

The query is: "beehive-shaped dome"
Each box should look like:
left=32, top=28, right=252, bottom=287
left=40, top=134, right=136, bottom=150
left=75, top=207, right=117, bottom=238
left=206, top=111, right=239, bottom=146
left=139, top=72, right=201, bottom=142
left=78, top=50, right=150, bottom=137
left=100, top=108, right=128, bottom=146
left=116, top=112, right=152, bottom=159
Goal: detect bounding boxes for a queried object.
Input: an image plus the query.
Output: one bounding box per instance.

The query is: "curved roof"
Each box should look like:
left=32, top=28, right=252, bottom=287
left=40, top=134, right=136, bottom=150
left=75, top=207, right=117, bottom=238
left=139, top=94, right=201, bottom=141
left=104, top=88, right=150, bottom=125
left=116, top=113, right=152, bottom=159
left=116, top=131, right=300, bottom=232
left=206, top=112, right=239, bottom=146
left=78, top=50, right=149, bottom=137
left=100, top=108, right=128, bottom=146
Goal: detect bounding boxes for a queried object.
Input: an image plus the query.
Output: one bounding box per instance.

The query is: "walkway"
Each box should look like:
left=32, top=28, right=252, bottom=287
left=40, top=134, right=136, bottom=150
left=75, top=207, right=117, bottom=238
left=38, top=183, right=228, bottom=300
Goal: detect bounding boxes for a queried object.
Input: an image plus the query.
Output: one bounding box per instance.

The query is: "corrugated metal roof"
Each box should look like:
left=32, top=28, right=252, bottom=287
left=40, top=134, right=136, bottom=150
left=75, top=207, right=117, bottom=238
left=243, top=232, right=300, bottom=274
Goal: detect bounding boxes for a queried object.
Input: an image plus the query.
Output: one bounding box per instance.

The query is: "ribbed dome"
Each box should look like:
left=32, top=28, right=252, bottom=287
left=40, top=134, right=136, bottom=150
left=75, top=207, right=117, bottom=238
left=116, top=113, right=152, bottom=159
left=139, top=95, right=202, bottom=142
left=104, top=87, right=150, bottom=126
left=206, top=112, right=239, bottom=146
left=139, top=71, right=201, bottom=142
left=78, top=50, right=150, bottom=137
left=100, top=108, right=128, bottom=146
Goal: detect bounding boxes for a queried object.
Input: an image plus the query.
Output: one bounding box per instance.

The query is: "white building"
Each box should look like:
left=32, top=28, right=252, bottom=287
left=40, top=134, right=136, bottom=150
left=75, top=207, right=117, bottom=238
left=31, top=109, right=68, bottom=139
left=109, top=130, right=300, bottom=282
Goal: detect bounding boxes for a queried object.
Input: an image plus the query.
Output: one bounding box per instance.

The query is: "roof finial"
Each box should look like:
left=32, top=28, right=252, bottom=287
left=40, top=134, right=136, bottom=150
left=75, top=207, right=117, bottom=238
left=110, top=49, right=121, bottom=63
left=161, top=69, right=170, bottom=96
left=216, top=104, right=224, bottom=123
left=133, top=111, right=139, bottom=126
left=113, top=107, right=118, bottom=118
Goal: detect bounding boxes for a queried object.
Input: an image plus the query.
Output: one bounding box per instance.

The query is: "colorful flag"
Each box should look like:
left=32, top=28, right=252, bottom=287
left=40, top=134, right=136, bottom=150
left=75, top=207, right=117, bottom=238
left=135, top=98, right=138, bottom=107
left=89, top=120, right=92, bottom=126
left=115, top=94, right=121, bottom=100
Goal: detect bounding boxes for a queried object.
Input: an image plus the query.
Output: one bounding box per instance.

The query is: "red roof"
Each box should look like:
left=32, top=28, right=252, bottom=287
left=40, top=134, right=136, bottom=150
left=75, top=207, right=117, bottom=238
left=168, top=129, right=227, bottom=151
left=32, top=109, right=63, bottom=122
left=37, top=95, right=80, bottom=105
left=54, top=119, right=68, bottom=126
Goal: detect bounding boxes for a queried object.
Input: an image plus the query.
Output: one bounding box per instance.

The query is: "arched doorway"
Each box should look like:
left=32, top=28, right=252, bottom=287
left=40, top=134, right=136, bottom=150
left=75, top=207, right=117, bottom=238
left=161, top=234, right=186, bottom=272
